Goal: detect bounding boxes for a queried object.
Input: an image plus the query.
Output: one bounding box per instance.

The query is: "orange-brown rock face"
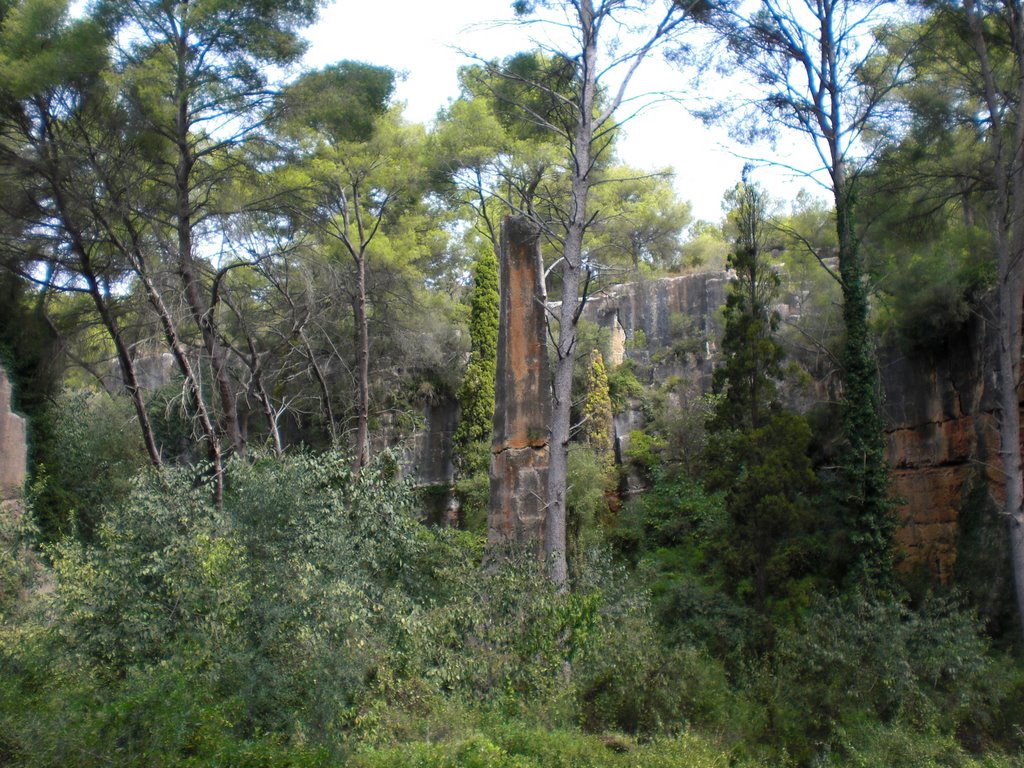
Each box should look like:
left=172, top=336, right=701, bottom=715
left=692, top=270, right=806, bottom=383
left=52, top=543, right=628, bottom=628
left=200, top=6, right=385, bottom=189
left=0, top=364, right=27, bottom=509
left=879, top=327, right=1008, bottom=584
left=489, top=217, right=551, bottom=552
left=580, top=273, right=1014, bottom=586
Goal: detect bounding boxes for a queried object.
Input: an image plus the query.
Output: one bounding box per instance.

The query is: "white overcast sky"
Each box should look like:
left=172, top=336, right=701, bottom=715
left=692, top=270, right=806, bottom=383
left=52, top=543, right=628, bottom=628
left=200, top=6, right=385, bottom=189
left=302, top=0, right=824, bottom=223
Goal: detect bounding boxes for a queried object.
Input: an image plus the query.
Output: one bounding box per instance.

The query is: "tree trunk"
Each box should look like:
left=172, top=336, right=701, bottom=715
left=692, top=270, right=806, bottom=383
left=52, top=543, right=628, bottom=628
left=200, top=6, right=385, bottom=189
left=998, top=269, right=1024, bottom=642
left=301, top=328, right=337, bottom=443
left=964, top=0, right=1024, bottom=641
left=82, top=269, right=163, bottom=469
left=833, top=166, right=892, bottom=584
left=353, top=252, right=370, bottom=471
left=544, top=0, right=598, bottom=589
left=49, top=182, right=164, bottom=469
left=173, top=27, right=244, bottom=458
left=132, top=249, right=225, bottom=508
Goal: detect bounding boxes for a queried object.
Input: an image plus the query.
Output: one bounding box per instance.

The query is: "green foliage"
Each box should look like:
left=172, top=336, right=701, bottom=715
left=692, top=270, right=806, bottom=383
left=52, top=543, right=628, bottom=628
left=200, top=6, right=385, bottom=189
left=30, top=390, right=147, bottom=542
left=585, top=167, right=692, bottom=273
left=453, top=440, right=491, bottom=532
left=680, top=220, right=730, bottom=271
left=0, top=0, right=107, bottom=98
left=454, top=243, right=500, bottom=460
left=566, top=444, right=614, bottom=567
left=831, top=723, right=1023, bottom=768
left=390, top=549, right=594, bottom=718
left=45, top=452, right=429, bottom=744
left=351, top=726, right=739, bottom=768
left=470, top=51, right=579, bottom=142
left=710, top=179, right=783, bottom=434
left=766, top=594, right=1007, bottom=763
left=705, top=413, right=819, bottom=611
left=276, top=61, right=395, bottom=143
left=580, top=350, right=614, bottom=469
left=703, top=180, right=821, bottom=612
left=871, top=216, right=994, bottom=353
left=1, top=445, right=1022, bottom=766
left=574, top=564, right=754, bottom=739
left=605, top=358, right=643, bottom=411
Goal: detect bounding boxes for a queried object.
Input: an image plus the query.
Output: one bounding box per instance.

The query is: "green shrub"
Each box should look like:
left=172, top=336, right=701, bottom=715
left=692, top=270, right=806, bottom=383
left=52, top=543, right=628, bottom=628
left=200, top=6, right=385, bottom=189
left=766, top=593, right=1003, bottom=763
left=352, top=725, right=746, bottom=768
left=46, top=451, right=431, bottom=748
left=30, top=390, right=147, bottom=541
left=831, top=722, right=1020, bottom=768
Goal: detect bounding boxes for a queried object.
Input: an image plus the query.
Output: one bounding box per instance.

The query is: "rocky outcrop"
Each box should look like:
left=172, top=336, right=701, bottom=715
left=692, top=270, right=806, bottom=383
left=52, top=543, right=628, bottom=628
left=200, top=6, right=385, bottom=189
left=489, top=217, right=551, bottom=551
left=584, top=272, right=728, bottom=387
left=879, top=318, right=1007, bottom=582
left=581, top=271, right=1014, bottom=584
left=0, top=365, right=27, bottom=509
left=411, top=399, right=459, bottom=486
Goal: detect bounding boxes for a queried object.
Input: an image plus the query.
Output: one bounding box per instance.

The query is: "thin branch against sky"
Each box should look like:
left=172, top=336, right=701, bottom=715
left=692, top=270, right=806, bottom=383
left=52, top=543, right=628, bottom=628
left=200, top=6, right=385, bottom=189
left=304, top=0, right=827, bottom=221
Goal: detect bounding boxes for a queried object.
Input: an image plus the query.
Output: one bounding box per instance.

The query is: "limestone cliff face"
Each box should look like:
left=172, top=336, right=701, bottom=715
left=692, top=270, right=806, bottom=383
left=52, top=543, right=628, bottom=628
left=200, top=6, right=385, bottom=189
left=878, top=317, right=1008, bottom=582
left=0, top=365, right=27, bottom=509
left=580, top=271, right=1012, bottom=583
left=585, top=272, right=727, bottom=382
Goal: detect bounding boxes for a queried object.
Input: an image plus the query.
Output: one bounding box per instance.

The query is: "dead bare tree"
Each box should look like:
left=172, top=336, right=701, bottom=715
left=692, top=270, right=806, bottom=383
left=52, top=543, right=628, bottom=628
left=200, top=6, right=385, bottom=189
left=498, top=0, right=707, bottom=586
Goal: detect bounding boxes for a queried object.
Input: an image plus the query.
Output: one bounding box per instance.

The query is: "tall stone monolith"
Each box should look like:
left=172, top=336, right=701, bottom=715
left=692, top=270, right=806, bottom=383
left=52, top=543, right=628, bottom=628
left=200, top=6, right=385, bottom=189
left=0, top=364, right=27, bottom=509
left=489, top=216, right=551, bottom=552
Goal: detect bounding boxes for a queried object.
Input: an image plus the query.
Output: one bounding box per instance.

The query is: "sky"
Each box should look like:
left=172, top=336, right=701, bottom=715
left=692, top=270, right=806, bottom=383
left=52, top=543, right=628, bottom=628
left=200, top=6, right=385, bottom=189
left=302, top=0, right=826, bottom=224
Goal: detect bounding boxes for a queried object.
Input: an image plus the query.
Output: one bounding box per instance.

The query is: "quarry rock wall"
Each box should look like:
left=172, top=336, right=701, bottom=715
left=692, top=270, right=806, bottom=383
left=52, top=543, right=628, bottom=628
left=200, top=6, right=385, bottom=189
left=0, top=365, right=27, bottom=511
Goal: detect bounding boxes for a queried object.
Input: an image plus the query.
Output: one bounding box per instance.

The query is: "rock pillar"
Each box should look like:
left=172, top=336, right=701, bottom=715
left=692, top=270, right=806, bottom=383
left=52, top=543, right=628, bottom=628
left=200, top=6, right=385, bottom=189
left=489, top=216, right=551, bottom=552
left=0, top=365, right=27, bottom=508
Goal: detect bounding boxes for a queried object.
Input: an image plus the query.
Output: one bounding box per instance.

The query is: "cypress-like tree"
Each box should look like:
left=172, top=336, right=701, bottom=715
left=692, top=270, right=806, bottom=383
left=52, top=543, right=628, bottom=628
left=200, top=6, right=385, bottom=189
left=706, top=178, right=816, bottom=611
left=581, top=348, right=615, bottom=471
left=454, top=242, right=500, bottom=463
left=709, top=179, right=783, bottom=434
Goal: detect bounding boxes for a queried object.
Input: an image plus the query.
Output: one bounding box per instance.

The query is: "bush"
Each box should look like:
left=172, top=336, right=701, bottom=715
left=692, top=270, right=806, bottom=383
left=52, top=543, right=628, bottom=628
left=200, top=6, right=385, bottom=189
left=30, top=390, right=148, bottom=541
left=46, top=451, right=430, bottom=750
left=352, top=725, right=747, bottom=768
left=766, top=593, right=1006, bottom=763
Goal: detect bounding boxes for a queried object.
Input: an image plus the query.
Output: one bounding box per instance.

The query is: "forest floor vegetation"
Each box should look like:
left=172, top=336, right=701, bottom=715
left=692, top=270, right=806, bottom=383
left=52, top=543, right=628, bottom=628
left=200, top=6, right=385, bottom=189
left=0, top=446, right=1021, bottom=767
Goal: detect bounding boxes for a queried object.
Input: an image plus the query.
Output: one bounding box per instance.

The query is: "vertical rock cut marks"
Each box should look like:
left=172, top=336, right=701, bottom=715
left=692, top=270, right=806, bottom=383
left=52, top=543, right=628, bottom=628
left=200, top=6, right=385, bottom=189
left=489, top=216, right=551, bottom=552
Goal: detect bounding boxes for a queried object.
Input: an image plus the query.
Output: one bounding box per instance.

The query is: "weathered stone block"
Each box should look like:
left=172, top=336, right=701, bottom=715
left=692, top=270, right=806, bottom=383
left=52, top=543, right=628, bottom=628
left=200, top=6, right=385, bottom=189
left=0, top=365, right=27, bottom=503
left=489, top=216, right=551, bottom=552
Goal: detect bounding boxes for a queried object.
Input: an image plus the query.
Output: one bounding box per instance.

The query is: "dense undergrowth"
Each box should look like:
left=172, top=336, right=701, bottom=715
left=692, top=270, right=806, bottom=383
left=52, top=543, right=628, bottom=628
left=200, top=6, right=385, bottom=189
left=0, top=442, right=1022, bottom=767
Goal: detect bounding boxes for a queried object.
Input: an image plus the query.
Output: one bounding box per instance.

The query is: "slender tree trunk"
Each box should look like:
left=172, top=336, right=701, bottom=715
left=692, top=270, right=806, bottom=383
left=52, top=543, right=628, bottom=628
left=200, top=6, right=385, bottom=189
left=352, top=252, right=371, bottom=471
left=965, top=0, right=1024, bottom=641
left=37, top=113, right=164, bottom=468
left=219, top=294, right=285, bottom=456
left=300, top=328, right=337, bottom=443
left=1002, top=0, right=1024, bottom=648
left=132, top=249, right=225, bottom=508
left=253, top=376, right=283, bottom=456
left=544, top=0, right=598, bottom=589
left=82, top=270, right=163, bottom=469
left=173, top=27, right=244, bottom=457
left=49, top=188, right=164, bottom=469
left=998, top=267, right=1024, bottom=641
